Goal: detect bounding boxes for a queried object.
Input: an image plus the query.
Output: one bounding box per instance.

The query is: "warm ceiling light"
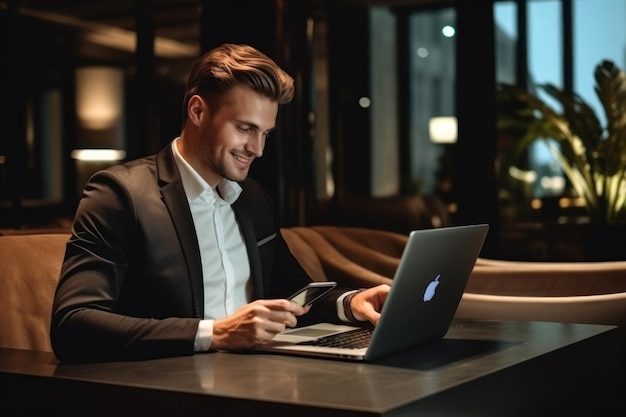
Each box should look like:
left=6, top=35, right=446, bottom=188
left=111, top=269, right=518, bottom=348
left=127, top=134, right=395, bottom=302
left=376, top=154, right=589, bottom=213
left=71, top=149, right=126, bottom=161
left=21, top=7, right=199, bottom=58
left=76, top=67, right=124, bottom=130
left=84, top=29, right=198, bottom=58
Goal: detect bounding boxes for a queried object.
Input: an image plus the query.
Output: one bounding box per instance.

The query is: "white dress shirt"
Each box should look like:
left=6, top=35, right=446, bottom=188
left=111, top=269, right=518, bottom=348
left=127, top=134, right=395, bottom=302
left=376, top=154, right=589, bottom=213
left=171, top=139, right=355, bottom=352
left=172, top=139, right=251, bottom=351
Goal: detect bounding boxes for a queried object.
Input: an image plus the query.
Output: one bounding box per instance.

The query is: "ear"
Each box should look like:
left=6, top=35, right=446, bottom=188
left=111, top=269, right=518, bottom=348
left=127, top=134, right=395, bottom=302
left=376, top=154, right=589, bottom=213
left=187, top=95, right=206, bottom=127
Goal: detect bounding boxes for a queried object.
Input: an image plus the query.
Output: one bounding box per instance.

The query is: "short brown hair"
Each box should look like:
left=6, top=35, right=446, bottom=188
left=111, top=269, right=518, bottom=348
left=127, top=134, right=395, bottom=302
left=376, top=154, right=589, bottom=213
left=182, top=43, right=294, bottom=124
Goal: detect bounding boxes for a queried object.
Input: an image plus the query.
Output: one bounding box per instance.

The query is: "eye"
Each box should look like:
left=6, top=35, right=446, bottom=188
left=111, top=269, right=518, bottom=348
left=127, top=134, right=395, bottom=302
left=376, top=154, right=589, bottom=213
left=237, top=125, right=251, bottom=133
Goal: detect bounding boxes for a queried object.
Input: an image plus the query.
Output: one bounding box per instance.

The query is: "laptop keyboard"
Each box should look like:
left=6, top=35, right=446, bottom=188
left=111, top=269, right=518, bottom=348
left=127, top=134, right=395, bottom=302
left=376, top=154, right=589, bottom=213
left=298, top=327, right=373, bottom=349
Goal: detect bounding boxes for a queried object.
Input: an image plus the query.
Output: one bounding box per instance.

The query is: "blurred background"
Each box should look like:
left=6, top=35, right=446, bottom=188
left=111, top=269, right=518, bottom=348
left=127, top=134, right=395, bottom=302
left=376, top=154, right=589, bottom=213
left=1, top=0, right=625, bottom=261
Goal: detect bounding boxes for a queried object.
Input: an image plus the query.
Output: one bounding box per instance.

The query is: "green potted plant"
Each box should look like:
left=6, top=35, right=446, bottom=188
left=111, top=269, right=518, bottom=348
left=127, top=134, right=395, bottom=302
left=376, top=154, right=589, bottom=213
left=498, top=60, right=626, bottom=225
left=498, top=60, right=626, bottom=260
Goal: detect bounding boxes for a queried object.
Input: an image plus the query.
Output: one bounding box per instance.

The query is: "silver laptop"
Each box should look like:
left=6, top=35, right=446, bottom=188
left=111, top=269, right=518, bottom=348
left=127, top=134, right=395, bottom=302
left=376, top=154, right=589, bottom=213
left=253, top=224, right=489, bottom=361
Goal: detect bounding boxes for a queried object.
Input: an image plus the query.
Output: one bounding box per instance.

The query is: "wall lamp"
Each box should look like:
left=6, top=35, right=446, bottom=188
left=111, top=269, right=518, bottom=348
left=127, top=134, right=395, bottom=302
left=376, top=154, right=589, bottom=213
left=71, top=149, right=126, bottom=162
left=429, top=117, right=458, bottom=144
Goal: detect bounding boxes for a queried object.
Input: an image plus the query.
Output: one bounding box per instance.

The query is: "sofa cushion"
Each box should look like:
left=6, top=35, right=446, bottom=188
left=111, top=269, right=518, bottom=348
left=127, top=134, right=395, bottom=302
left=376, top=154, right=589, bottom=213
left=311, top=226, right=405, bottom=278
left=280, top=228, right=326, bottom=282
left=456, top=292, right=626, bottom=326
left=288, top=227, right=394, bottom=288
left=0, top=234, right=70, bottom=352
left=469, top=257, right=626, bottom=296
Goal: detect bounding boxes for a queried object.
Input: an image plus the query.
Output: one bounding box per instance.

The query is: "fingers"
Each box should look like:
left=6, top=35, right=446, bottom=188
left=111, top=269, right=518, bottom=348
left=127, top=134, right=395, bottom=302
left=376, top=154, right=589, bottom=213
left=356, top=303, right=381, bottom=325
left=351, top=284, right=391, bottom=324
left=211, top=299, right=308, bottom=351
left=241, top=300, right=297, bottom=329
left=257, top=298, right=308, bottom=319
left=262, top=299, right=311, bottom=327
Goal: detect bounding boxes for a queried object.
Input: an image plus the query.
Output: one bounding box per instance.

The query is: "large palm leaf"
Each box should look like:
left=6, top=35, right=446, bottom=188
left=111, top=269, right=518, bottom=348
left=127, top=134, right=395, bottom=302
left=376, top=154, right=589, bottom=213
left=497, top=60, right=626, bottom=224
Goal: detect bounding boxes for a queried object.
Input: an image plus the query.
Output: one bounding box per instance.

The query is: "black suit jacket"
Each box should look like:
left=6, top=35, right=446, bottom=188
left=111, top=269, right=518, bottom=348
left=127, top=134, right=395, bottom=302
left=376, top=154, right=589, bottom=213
left=51, top=144, right=342, bottom=362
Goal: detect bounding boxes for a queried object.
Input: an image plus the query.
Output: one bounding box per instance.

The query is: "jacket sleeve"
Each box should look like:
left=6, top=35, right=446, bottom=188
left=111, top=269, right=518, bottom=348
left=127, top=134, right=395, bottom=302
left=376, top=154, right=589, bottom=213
left=271, top=229, right=348, bottom=327
left=50, top=167, right=200, bottom=363
left=237, top=179, right=346, bottom=326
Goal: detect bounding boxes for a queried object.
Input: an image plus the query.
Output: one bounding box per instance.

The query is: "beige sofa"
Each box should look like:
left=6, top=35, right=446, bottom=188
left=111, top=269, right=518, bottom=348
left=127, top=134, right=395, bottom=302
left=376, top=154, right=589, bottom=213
left=458, top=257, right=626, bottom=324
left=0, top=233, right=69, bottom=352
left=2, top=226, right=626, bottom=354
left=291, top=226, right=626, bottom=325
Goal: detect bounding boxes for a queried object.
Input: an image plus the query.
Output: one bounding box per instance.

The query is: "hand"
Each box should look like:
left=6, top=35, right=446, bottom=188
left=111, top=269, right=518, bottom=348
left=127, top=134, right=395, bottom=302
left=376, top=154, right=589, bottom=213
left=211, top=299, right=310, bottom=350
left=349, top=284, right=390, bottom=325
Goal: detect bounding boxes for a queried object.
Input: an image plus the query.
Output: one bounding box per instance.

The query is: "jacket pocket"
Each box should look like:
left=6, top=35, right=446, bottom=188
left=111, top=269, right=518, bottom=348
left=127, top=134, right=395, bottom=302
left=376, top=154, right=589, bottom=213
left=256, top=232, right=277, bottom=247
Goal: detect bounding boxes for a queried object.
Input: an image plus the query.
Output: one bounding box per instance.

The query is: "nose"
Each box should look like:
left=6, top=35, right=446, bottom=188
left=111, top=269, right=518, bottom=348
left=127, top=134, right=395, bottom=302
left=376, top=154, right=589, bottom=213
left=245, top=133, right=265, bottom=158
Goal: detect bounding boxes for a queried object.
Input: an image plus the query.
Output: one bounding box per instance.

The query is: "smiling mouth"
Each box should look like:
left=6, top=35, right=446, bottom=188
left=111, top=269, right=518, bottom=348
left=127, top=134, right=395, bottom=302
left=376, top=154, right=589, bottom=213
left=232, top=153, right=252, bottom=166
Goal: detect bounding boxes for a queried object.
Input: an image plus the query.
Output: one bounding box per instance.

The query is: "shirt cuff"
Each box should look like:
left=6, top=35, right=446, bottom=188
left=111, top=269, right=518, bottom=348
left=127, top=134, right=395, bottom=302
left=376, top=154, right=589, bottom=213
left=337, top=290, right=359, bottom=322
left=194, top=319, right=214, bottom=352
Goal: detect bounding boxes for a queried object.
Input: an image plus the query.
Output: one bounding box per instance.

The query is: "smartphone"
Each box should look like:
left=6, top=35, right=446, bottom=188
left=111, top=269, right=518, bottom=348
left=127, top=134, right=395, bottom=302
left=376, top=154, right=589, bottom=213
left=288, top=282, right=337, bottom=306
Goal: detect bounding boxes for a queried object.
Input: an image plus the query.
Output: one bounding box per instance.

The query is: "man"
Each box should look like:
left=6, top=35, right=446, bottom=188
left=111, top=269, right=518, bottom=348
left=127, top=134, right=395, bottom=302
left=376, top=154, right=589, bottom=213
left=51, top=43, right=390, bottom=363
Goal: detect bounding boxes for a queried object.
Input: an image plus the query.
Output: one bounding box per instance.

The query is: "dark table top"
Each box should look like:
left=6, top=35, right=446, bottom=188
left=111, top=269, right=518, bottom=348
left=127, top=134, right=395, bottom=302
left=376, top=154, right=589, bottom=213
left=2, top=319, right=625, bottom=416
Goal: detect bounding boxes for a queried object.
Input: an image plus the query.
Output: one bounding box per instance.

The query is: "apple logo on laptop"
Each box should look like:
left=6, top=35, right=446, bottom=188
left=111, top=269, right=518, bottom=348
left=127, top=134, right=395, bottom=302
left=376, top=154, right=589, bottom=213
left=423, top=274, right=441, bottom=302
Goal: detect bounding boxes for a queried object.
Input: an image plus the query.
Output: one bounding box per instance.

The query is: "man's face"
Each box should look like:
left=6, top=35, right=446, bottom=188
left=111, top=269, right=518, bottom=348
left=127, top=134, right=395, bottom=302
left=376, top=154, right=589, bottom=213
left=197, top=86, right=278, bottom=186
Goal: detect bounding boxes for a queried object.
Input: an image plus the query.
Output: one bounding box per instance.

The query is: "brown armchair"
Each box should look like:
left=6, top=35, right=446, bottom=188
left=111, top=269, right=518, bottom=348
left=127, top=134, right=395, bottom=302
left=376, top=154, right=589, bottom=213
left=282, top=226, right=626, bottom=326
left=4, top=225, right=626, bottom=354
left=0, top=233, right=69, bottom=352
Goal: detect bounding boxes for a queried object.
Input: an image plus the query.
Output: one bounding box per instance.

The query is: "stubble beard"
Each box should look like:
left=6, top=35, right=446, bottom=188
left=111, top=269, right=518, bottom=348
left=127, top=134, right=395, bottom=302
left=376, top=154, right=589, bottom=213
left=199, top=139, right=249, bottom=184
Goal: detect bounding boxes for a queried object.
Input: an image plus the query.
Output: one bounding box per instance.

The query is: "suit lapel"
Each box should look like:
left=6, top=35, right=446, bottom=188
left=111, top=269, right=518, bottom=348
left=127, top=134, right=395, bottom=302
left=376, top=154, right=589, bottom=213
left=234, top=205, right=265, bottom=299
left=156, top=145, right=204, bottom=318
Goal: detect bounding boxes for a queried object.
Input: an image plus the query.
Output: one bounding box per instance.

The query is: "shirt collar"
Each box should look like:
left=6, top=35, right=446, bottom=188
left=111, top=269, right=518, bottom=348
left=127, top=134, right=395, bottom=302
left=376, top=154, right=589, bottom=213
left=171, top=138, right=242, bottom=204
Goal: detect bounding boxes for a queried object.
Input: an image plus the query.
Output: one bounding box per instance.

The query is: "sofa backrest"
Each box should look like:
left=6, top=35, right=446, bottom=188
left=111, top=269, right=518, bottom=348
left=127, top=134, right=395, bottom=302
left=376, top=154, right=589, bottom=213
left=470, top=257, right=626, bottom=296
left=280, top=228, right=327, bottom=282
left=286, top=227, right=395, bottom=288
left=0, top=233, right=70, bottom=352
left=4, top=227, right=626, bottom=353
left=0, top=227, right=392, bottom=353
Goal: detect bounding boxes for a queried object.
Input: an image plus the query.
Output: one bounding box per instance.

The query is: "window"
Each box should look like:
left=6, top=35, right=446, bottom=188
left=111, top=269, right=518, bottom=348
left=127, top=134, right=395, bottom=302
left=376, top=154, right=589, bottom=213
left=408, top=8, right=456, bottom=196
left=495, top=0, right=625, bottom=222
